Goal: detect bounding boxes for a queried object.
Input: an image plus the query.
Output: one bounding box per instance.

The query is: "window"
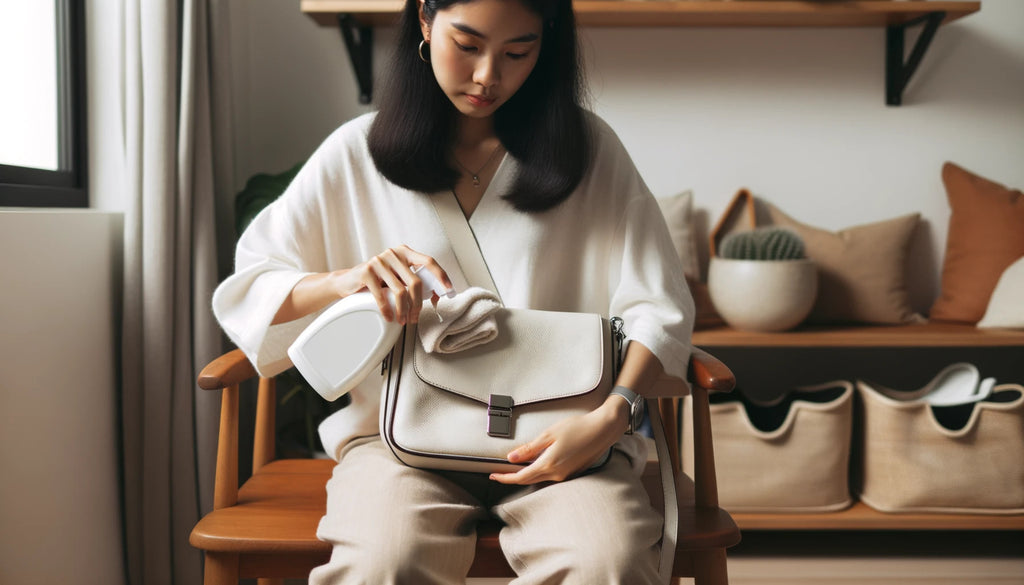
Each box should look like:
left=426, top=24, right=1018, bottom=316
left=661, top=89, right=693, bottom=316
left=0, top=1, right=87, bottom=207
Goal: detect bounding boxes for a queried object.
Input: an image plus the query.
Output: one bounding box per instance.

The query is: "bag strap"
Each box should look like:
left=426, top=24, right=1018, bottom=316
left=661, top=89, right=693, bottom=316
left=429, top=191, right=503, bottom=304
left=428, top=191, right=678, bottom=584
left=649, top=399, right=677, bottom=582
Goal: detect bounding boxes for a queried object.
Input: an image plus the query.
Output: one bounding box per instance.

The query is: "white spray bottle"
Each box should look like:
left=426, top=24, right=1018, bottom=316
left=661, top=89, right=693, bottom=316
left=288, top=266, right=455, bottom=402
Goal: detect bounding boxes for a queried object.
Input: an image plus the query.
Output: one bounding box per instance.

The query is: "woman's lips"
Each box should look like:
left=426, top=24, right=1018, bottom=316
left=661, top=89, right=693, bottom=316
left=466, top=94, right=496, bottom=107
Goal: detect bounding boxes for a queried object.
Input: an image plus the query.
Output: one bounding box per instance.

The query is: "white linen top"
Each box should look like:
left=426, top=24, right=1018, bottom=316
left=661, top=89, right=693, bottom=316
left=212, top=112, right=695, bottom=460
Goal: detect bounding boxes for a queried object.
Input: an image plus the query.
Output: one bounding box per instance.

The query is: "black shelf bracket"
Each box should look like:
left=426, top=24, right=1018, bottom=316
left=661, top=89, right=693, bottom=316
left=885, top=11, right=946, bottom=106
left=337, top=14, right=373, bottom=104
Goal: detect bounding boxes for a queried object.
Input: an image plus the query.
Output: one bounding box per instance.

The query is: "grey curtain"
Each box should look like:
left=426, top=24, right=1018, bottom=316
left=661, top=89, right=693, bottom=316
left=119, top=0, right=233, bottom=583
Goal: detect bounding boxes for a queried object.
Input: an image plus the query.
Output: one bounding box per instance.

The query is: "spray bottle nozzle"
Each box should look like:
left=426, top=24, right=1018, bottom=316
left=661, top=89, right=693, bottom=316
left=413, top=265, right=456, bottom=300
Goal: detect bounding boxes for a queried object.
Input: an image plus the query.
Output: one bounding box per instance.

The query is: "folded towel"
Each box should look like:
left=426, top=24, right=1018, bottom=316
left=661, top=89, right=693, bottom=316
left=417, top=286, right=502, bottom=354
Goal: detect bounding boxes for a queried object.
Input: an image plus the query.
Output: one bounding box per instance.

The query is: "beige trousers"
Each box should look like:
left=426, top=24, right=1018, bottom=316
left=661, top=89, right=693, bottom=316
left=308, top=436, right=663, bottom=585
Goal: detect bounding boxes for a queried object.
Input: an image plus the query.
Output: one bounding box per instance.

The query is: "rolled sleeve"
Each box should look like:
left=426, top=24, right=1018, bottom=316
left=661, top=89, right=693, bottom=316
left=211, top=155, right=331, bottom=377
left=212, top=266, right=317, bottom=377
left=609, top=196, right=695, bottom=382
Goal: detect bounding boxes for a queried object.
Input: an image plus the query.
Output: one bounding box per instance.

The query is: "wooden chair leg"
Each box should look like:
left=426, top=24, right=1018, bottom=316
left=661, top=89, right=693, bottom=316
left=203, top=552, right=239, bottom=585
left=692, top=547, right=729, bottom=585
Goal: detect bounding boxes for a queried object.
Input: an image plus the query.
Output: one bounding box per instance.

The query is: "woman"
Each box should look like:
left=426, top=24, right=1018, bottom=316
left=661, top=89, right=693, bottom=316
left=212, top=0, right=695, bottom=582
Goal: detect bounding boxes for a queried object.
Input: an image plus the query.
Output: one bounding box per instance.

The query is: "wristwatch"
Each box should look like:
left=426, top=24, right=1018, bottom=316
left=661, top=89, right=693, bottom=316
left=609, top=385, right=645, bottom=435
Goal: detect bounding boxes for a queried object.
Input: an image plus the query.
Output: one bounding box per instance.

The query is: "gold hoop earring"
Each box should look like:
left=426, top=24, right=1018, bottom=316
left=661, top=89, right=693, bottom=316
left=418, top=40, right=430, bottom=63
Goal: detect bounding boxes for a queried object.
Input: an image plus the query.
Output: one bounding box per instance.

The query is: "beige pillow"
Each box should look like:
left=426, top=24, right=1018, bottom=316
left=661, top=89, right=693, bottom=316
left=977, top=256, right=1024, bottom=329
left=656, top=190, right=700, bottom=280
left=766, top=203, right=924, bottom=325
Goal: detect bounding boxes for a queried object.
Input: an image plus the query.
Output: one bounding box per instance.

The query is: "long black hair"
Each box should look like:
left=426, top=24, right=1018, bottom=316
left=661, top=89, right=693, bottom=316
left=367, top=0, right=590, bottom=212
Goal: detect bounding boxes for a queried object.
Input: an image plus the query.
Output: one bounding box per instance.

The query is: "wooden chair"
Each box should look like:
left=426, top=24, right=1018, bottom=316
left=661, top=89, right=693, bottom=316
left=190, top=347, right=741, bottom=584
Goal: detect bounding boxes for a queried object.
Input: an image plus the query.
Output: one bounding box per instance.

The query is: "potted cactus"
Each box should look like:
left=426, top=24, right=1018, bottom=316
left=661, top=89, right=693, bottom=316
left=707, top=227, right=818, bottom=332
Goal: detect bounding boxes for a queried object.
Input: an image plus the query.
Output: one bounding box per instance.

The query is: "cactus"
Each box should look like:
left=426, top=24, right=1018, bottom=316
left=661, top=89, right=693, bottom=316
left=720, top=227, right=806, bottom=261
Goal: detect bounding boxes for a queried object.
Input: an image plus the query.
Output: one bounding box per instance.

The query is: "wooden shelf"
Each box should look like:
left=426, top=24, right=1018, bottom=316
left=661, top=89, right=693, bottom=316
left=301, top=0, right=980, bottom=104
left=301, top=1, right=980, bottom=28
left=733, top=501, right=1024, bottom=531
left=575, top=1, right=980, bottom=28
left=693, top=322, right=1024, bottom=348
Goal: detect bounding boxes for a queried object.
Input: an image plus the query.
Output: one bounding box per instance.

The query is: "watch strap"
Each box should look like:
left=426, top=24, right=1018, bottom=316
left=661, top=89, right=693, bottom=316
left=609, top=385, right=640, bottom=434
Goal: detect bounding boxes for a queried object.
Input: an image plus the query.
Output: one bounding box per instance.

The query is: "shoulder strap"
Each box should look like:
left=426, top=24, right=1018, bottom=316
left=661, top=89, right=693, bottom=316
left=429, top=191, right=503, bottom=304
left=649, top=400, right=677, bottom=582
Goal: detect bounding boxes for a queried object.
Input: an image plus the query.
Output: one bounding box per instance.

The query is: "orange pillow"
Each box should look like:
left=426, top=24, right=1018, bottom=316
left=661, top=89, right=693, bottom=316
left=930, top=163, right=1024, bottom=323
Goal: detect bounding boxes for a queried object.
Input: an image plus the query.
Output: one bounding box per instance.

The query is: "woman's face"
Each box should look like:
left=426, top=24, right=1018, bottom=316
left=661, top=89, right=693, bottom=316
left=421, top=0, right=543, bottom=119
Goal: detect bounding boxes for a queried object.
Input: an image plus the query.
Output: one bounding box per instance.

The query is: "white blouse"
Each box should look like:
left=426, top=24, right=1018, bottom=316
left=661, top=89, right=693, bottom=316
left=212, top=112, right=695, bottom=460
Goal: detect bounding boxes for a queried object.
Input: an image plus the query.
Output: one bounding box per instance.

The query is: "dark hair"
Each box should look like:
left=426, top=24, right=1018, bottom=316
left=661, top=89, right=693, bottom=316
left=368, top=0, right=590, bottom=212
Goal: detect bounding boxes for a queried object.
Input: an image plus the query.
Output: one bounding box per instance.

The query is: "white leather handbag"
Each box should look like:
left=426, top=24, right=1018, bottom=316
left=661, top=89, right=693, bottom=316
left=380, top=192, right=624, bottom=474
left=379, top=191, right=680, bottom=583
left=381, top=302, right=623, bottom=473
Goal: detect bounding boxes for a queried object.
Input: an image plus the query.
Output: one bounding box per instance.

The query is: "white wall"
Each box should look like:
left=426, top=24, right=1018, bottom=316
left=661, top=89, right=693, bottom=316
left=0, top=9, right=127, bottom=585
left=0, top=210, right=124, bottom=585
left=227, top=0, right=1024, bottom=315
left=583, top=2, right=1024, bottom=311
left=225, top=0, right=377, bottom=190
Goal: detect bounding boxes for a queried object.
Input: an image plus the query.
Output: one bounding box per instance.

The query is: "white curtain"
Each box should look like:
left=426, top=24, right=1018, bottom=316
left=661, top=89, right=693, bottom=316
left=117, top=0, right=233, bottom=583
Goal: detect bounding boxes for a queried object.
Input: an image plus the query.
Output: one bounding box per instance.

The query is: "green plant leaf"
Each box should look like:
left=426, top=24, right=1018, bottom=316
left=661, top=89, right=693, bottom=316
left=234, top=161, right=304, bottom=236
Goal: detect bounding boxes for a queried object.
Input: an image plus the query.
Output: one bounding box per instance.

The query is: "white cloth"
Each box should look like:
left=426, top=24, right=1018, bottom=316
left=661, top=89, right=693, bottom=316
left=212, top=112, right=696, bottom=460
left=417, top=286, right=502, bottom=354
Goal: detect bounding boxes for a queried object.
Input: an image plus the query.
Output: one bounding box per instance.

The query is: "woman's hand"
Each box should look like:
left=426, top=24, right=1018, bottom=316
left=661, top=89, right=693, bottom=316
left=488, top=396, right=629, bottom=485
left=339, top=245, right=451, bottom=325
left=272, top=245, right=452, bottom=325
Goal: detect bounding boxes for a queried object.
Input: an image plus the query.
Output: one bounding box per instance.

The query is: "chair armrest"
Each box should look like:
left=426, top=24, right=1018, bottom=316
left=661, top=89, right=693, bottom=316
left=649, top=347, right=736, bottom=398
left=689, top=348, right=735, bottom=394
left=197, top=348, right=278, bottom=507
left=198, top=348, right=258, bottom=390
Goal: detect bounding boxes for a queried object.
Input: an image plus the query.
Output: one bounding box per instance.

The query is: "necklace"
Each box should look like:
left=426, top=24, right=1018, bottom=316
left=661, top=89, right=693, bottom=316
left=453, top=142, right=503, bottom=187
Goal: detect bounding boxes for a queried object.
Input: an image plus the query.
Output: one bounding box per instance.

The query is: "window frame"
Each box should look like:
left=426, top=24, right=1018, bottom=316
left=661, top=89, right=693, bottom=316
left=0, top=0, right=88, bottom=208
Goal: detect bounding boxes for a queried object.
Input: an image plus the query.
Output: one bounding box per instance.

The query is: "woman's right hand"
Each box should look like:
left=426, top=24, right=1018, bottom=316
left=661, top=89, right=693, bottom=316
left=342, top=245, right=452, bottom=324
left=272, top=245, right=452, bottom=326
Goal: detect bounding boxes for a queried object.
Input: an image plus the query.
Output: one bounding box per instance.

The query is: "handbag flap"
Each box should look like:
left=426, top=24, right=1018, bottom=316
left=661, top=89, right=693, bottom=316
left=412, top=308, right=607, bottom=406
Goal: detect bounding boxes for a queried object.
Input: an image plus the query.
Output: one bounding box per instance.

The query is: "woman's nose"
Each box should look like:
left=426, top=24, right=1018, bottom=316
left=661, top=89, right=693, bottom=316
left=473, top=55, right=500, bottom=88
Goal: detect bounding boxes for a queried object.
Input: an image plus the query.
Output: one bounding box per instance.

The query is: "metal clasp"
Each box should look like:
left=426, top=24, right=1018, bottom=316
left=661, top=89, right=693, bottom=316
left=610, top=316, right=625, bottom=377
left=487, top=394, right=514, bottom=438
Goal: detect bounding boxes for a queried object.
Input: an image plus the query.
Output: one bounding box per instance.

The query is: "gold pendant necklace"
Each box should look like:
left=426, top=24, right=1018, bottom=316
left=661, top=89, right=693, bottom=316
left=453, top=143, right=503, bottom=188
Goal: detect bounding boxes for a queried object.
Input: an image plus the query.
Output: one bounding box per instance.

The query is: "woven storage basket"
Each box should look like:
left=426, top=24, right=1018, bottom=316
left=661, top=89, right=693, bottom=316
left=693, top=381, right=854, bottom=513
left=856, top=381, right=1024, bottom=514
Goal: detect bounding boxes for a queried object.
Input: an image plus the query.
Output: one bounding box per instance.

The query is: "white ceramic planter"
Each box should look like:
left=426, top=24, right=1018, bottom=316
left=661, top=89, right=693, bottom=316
left=707, top=257, right=818, bottom=332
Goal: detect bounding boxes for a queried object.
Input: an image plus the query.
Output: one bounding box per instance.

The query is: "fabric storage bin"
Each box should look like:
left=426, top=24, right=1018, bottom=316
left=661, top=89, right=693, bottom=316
left=688, top=381, right=854, bottom=513
left=856, top=381, right=1024, bottom=514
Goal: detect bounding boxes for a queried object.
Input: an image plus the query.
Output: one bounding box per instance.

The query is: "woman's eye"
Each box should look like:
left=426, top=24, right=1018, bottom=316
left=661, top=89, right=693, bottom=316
left=506, top=52, right=529, bottom=60
left=454, top=41, right=477, bottom=53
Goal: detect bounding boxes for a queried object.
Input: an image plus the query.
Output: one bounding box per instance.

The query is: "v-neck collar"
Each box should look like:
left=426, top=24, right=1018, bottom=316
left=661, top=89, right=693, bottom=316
left=465, top=151, right=512, bottom=225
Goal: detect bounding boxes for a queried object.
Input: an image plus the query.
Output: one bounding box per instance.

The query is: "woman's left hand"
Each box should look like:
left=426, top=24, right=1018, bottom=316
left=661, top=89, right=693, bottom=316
left=489, top=396, right=629, bottom=485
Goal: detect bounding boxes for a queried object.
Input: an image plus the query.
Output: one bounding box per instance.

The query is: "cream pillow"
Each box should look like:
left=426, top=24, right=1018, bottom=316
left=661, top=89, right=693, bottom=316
left=977, top=256, right=1024, bottom=329
left=766, top=203, right=924, bottom=325
left=656, top=190, right=700, bottom=279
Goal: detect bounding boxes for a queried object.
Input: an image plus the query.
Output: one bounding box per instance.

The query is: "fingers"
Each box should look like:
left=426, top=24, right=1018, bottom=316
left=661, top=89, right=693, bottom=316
left=507, top=438, right=547, bottom=464
left=490, top=452, right=574, bottom=485
left=360, top=271, right=393, bottom=322
left=399, top=245, right=454, bottom=296
left=490, top=409, right=624, bottom=485
left=361, top=246, right=454, bottom=325
left=489, top=436, right=564, bottom=485
left=489, top=457, right=554, bottom=485
left=374, top=248, right=420, bottom=324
